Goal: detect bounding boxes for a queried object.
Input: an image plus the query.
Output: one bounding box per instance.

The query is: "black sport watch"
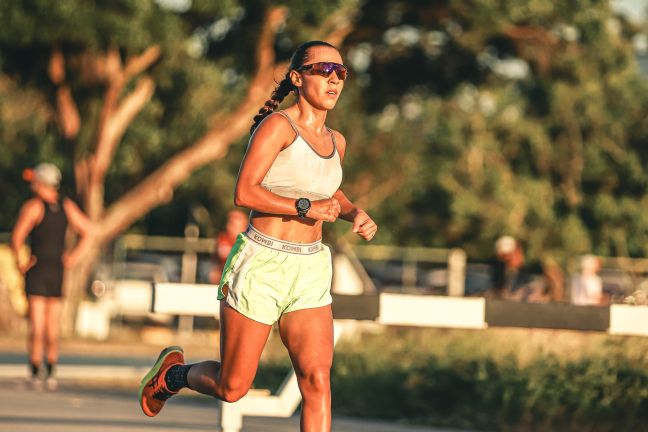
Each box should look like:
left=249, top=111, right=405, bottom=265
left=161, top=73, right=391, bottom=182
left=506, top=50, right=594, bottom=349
left=295, top=198, right=311, bottom=218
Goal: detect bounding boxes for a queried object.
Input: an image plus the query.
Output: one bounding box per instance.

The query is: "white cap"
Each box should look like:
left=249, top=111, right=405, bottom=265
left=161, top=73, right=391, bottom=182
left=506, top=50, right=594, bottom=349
left=33, top=163, right=62, bottom=188
left=495, top=235, right=516, bottom=254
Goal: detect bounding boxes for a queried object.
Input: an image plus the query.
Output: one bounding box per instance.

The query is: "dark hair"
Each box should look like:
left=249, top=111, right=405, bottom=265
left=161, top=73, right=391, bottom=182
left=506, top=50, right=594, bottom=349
left=250, top=41, right=337, bottom=134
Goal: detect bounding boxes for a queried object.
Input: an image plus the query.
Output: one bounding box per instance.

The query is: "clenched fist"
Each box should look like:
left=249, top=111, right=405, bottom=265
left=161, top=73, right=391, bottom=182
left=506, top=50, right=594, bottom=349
left=352, top=209, right=378, bottom=241
left=307, top=198, right=341, bottom=222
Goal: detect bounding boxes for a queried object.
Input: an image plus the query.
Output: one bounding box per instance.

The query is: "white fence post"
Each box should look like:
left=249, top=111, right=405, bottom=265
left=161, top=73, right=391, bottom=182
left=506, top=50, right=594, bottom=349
left=447, top=248, right=466, bottom=297
left=179, top=224, right=200, bottom=334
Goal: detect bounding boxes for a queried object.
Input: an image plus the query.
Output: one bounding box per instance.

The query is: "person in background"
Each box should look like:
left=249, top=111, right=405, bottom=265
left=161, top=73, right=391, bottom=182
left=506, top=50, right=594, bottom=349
left=570, top=254, right=604, bottom=305
left=209, top=210, right=249, bottom=284
left=491, top=235, right=525, bottom=299
left=11, top=163, right=93, bottom=390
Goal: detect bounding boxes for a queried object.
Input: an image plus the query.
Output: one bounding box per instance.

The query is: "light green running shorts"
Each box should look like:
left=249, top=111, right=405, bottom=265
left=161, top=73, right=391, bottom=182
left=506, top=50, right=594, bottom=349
left=217, top=227, right=333, bottom=325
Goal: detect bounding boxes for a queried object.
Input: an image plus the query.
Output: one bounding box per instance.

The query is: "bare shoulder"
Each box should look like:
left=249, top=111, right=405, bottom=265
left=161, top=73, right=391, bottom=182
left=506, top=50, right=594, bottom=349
left=21, top=198, right=45, bottom=215
left=329, top=129, right=347, bottom=158
left=17, top=198, right=45, bottom=224
left=250, top=111, right=297, bottom=150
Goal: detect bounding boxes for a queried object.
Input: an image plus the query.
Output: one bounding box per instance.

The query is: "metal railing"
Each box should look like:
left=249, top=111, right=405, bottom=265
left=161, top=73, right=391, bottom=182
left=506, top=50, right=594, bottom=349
left=351, top=244, right=467, bottom=296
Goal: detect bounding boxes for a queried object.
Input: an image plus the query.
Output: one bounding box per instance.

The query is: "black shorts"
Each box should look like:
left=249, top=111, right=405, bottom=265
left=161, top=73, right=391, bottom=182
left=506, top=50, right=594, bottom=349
left=25, top=260, right=64, bottom=298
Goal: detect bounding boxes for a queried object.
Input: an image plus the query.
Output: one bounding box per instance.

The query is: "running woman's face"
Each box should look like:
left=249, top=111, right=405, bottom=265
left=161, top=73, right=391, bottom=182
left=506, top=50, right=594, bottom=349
left=292, top=46, right=345, bottom=111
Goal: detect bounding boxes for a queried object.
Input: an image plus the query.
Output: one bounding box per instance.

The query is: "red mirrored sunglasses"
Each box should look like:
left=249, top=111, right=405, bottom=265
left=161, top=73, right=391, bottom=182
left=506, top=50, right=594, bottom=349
left=297, top=62, right=348, bottom=80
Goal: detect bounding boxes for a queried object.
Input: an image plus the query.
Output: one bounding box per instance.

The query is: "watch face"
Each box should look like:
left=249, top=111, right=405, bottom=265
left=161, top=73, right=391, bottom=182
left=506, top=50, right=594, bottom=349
left=296, top=198, right=311, bottom=211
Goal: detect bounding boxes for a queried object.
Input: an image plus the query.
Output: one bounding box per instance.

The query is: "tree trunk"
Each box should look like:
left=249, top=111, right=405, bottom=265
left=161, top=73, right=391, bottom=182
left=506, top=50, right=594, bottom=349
left=60, top=242, right=101, bottom=337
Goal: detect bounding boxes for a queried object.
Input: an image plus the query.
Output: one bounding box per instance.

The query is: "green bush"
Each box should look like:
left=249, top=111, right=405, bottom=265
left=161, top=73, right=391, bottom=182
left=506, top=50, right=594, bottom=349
left=329, top=348, right=648, bottom=431
left=256, top=328, right=648, bottom=431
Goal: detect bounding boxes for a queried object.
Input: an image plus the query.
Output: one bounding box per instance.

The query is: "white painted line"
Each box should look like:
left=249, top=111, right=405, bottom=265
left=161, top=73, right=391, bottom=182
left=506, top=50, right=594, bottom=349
left=609, top=304, right=648, bottom=336
left=378, top=293, right=486, bottom=329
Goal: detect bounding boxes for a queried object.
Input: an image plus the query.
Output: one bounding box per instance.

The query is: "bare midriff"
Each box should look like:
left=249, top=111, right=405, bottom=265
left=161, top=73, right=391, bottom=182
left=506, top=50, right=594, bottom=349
left=250, top=211, right=324, bottom=244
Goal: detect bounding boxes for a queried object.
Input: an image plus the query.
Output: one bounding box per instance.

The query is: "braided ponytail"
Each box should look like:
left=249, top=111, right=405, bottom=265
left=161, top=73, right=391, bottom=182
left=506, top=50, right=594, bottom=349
left=250, top=40, right=338, bottom=134
left=250, top=76, right=295, bottom=134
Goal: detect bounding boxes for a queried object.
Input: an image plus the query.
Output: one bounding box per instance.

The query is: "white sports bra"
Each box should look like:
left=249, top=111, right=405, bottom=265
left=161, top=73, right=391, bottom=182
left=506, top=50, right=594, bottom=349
left=260, top=111, right=343, bottom=201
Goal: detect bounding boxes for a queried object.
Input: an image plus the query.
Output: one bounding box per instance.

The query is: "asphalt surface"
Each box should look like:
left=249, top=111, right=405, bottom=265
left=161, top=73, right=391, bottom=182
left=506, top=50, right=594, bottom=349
left=0, top=333, right=485, bottom=432
left=0, top=381, right=477, bottom=432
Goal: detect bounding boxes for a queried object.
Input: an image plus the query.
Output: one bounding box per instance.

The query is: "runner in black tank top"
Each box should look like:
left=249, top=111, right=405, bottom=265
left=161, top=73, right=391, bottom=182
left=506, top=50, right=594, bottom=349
left=11, top=163, right=92, bottom=390
left=25, top=199, right=68, bottom=297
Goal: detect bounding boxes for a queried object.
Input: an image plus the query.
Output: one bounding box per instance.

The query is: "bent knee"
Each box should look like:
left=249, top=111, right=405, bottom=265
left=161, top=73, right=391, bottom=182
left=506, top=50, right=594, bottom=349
left=299, top=367, right=331, bottom=395
left=218, top=377, right=252, bottom=403
left=220, top=386, right=249, bottom=403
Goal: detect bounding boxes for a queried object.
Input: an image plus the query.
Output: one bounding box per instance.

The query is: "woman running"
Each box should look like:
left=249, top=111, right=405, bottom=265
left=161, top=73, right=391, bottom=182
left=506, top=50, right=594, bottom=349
left=139, top=40, right=378, bottom=431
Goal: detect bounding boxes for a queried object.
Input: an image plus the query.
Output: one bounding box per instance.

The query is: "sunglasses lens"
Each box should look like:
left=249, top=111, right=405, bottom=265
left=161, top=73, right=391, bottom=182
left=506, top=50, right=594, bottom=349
left=333, top=64, right=347, bottom=80
left=321, top=64, right=335, bottom=75
left=306, top=63, right=348, bottom=80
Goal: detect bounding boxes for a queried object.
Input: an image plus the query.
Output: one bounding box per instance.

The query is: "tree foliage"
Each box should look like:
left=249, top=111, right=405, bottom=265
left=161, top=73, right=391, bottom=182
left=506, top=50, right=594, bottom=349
left=332, top=0, right=648, bottom=264
left=1, top=0, right=647, bottom=267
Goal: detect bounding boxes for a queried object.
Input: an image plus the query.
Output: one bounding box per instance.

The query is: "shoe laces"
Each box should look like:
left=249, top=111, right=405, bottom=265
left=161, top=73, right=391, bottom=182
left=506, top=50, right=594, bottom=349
left=149, top=374, right=174, bottom=401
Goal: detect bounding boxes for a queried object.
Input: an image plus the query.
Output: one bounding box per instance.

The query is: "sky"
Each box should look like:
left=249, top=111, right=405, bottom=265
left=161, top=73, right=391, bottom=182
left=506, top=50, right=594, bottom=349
left=611, top=0, right=648, bottom=22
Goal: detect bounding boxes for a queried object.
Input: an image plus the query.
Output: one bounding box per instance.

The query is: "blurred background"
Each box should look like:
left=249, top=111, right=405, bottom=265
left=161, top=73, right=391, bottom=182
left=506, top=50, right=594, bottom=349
left=0, top=1, right=647, bottom=431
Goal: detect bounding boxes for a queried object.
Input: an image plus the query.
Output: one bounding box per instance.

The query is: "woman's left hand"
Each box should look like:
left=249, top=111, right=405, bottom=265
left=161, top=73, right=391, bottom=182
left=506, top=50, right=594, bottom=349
left=352, top=210, right=378, bottom=241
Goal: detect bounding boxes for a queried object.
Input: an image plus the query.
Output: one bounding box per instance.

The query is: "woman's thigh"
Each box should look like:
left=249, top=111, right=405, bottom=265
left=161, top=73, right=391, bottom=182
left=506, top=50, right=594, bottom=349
left=45, top=298, right=61, bottom=334
left=278, top=305, right=334, bottom=374
left=218, top=295, right=273, bottom=389
left=28, top=295, right=47, bottom=332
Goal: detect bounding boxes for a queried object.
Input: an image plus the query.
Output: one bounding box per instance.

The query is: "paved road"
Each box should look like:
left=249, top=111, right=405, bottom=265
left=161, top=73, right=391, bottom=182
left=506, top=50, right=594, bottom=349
left=0, top=381, right=478, bottom=432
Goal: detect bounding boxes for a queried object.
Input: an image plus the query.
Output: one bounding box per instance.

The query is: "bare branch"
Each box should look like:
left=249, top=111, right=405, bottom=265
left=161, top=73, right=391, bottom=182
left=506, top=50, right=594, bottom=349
left=124, top=45, right=162, bottom=81
left=93, top=77, right=156, bottom=181
left=95, top=45, right=160, bottom=148
left=74, top=158, right=90, bottom=203
left=56, top=86, right=81, bottom=139
left=49, top=47, right=81, bottom=139
left=89, top=46, right=161, bottom=212
left=48, top=46, right=66, bottom=86
left=95, top=48, right=125, bottom=146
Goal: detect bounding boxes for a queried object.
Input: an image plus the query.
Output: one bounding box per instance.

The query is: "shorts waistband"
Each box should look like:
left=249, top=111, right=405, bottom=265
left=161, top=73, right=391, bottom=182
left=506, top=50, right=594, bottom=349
left=245, top=225, right=323, bottom=255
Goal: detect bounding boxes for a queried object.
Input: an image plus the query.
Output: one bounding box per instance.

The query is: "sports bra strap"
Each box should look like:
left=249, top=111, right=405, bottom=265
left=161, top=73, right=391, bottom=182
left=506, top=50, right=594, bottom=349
left=276, top=110, right=300, bottom=137
left=326, top=127, right=337, bottom=151
left=278, top=110, right=337, bottom=153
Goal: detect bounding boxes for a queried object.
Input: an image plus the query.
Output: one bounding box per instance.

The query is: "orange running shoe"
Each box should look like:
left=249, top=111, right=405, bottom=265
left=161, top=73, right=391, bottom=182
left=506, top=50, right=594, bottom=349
left=138, top=346, right=185, bottom=417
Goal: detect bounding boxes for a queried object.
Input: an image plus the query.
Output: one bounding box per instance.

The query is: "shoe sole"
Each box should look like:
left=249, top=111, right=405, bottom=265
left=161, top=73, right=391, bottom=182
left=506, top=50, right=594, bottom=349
left=138, top=346, right=184, bottom=416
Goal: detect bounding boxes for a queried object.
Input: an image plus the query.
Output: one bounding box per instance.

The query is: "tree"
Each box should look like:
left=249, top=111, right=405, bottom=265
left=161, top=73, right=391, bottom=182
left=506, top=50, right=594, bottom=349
left=335, top=0, right=648, bottom=269
left=2, top=0, right=647, bottom=322
left=0, top=0, right=357, bottom=331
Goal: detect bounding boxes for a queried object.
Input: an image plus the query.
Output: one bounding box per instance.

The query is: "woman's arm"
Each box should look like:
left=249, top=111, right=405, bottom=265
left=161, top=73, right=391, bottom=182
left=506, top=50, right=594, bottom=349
left=234, top=114, right=340, bottom=221
left=10, top=199, right=43, bottom=273
left=332, top=189, right=378, bottom=241
left=62, top=198, right=95, bottom=267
